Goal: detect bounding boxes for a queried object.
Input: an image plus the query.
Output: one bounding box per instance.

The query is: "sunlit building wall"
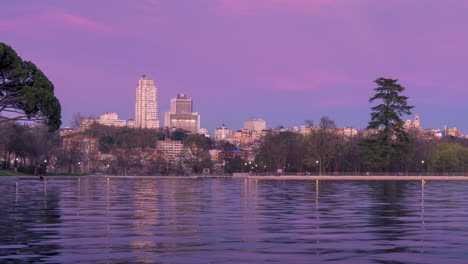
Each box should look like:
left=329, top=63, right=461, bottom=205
left=135, top=76, right=159, bottom=129
left=244, top=119, right=266, bottom=132
left=163, top=93, right=200, bottom=134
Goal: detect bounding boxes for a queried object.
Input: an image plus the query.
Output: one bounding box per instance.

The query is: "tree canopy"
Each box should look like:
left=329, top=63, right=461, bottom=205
left=360, top=78, right=414, bottom=171
left=0, top=42, right=61, bottom=131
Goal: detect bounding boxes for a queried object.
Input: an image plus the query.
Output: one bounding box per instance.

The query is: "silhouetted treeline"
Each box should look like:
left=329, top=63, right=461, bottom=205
left=255, top=118, right=468, bottom=175
left=2, top=120, right=467, bottom=176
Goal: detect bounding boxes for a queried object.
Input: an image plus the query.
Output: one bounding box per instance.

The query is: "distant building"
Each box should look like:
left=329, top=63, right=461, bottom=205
left=214, top=124, right=231, bottom=142
left=98, top=112, right=126, bottom=127
left=59, top=127, right=77, bottom=137
left=156, top=138, right=186, bottom=161
left=198, top=128, right=209, bottom=137
left=404, top=114, right=422, bottom=130
left=79, top=118, right=97, bottom=131
left=422, top=128, right=442, bottom=138
left=414, top=114, right=421, bottom=129
left=163, top=93, right=200, bottom=133
left=227, top=129, right=255, bottom=146
left=79, top=113, right=127, bottom=130
left=135, top=76, right=159, bottom=129
left=342, top=127, right=359, bottom=137
left=444, top=126, right=461, bottom=137
left=244, top=119, right=266, bottom=132
left=127, top=119, right=135, bottom=128
left=300, top=125, right=312, bottom=135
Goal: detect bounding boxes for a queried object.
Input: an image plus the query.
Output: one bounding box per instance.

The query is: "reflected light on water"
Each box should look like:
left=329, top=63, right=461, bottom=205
left=0, top=178, right=468, bottom=263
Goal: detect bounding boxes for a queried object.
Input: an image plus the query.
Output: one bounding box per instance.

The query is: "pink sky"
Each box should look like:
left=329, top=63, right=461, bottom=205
left=2, top=0, right=468, bottom=133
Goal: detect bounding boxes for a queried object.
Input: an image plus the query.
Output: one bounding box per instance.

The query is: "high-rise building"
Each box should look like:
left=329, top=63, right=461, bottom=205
left=170, top=93, right=192, bottom=113
left=163, top=93, right=200, bottom=133
left=244, top=119, right=266, bottom=131
left=135, top=76, right=159, bottom=129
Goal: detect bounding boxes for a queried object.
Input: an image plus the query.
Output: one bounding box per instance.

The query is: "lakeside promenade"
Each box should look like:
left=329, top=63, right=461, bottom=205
left=3, top=174, right=468, bottom=181
left=232, top=173, right=468, bottom=180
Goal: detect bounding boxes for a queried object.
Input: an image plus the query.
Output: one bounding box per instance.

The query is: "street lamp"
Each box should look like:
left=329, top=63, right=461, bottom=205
left=14, top=158, right=19, bottom=173
left=421, top=160, right=425, bottom=176
left=316, top=160, right=320, bottom=175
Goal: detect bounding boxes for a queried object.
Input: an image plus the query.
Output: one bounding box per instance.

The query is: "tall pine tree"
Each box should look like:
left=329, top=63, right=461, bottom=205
left=360, top=78, right=414, bottom=172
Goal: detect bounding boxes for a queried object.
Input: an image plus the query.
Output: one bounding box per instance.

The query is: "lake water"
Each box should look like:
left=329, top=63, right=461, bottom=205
left=1, top=177, right=468, bottom=263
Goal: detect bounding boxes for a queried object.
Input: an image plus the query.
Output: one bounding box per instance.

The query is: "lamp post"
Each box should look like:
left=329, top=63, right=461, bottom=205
left=421, top=160, right=425, bottom=176
left=316, top=160, right=320, bottom=176
left=14, top=158, right=18, bottom=173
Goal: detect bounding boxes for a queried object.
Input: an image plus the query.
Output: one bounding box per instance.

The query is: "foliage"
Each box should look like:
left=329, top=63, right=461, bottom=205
left=215, top=141, right=246, bottom=173
left=0, top=122, right=60, bottom=173
left=183, top=134, right=212, bottom=173
left=0, top=42, right=62, bottom=131
left=171, top=129, right=188, bottom=141
left=304, top=116, right=340, bottom=175
left=255, top=131, right=305, bottom=172
left=431, top=143, right=468, bottom=173
left=360, top=78, right=414, bottom=171
left=18, top=165, right=46, bottom=175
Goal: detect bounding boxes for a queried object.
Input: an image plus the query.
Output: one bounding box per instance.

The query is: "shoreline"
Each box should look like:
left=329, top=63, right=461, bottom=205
left=232, top=175, right=468, bottom=180
left=2, top=175, right=468, bottom=180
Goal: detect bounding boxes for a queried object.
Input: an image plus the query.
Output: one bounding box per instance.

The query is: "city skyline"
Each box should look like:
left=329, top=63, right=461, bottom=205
left=2, top=0, right=468, bottom=133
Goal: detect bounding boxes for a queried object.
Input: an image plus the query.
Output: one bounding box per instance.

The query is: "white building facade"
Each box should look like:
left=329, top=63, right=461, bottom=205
left=214, top=124, right=231, bottom=141
left=98, top=112, right=126, bottom=127
left=244, top=119, right=266, bottom=132
left=135, top=76, right=159, bottom=129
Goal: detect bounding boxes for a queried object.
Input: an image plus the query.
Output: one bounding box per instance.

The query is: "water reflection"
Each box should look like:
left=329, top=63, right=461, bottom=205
left=1, top=178, right=468, bottom=263
left=0, top=180, right=62, bottom=263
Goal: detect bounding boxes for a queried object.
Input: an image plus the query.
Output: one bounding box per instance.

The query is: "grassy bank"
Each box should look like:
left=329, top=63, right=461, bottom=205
left=45, top=172, right=88, bottom=176
left=0, top=169, right=87, bottom=177
left=0, top=170, right=28, bottom=176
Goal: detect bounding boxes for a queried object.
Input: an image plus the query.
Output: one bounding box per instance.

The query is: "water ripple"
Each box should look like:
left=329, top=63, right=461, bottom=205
left=0, top=178, right=467, bottom=263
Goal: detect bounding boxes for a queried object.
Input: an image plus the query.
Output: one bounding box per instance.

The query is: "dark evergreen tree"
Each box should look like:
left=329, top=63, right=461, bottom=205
left=360, top=78, right=414, bottom=171
left=0, top=43, right=61, bottom=131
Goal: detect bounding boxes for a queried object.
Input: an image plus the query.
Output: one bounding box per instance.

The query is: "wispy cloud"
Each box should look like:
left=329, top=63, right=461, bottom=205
left=0, top=7, right=111, bottom=34
left=214, top=0, right=345, bottom=16
left=45, top=11, right=112, bottom=32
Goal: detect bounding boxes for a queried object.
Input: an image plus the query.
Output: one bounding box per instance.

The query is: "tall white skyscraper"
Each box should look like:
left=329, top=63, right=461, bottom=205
left=135, top=76, right=159, bottom=129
